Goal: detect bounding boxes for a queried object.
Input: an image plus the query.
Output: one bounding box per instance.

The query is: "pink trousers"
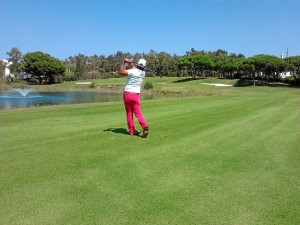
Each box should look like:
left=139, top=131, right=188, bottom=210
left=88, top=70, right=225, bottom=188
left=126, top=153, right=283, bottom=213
left=123, top=92, right=148, bottom=135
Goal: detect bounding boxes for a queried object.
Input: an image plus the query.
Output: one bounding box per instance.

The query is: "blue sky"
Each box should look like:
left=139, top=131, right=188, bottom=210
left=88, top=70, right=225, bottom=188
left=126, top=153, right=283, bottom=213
left=1, top=0, right=299, bottom=60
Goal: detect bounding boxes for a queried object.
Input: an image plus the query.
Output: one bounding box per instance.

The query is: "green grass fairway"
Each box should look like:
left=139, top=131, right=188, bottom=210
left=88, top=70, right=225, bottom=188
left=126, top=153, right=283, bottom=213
left=1, top=84, right=299, bottom=225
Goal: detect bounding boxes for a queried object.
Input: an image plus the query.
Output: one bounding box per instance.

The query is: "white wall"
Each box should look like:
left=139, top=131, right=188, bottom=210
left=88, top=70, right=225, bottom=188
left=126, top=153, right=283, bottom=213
left=0, top=59, right=14, bottom=77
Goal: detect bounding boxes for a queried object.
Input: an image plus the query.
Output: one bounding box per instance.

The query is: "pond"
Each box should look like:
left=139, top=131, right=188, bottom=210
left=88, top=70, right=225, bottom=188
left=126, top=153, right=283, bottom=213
left=0, top=89, right=141, bottom=110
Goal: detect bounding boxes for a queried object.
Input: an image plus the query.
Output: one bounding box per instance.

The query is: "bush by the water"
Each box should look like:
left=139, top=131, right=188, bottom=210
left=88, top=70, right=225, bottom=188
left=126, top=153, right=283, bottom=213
left=144, top=81, right=153, bottom=90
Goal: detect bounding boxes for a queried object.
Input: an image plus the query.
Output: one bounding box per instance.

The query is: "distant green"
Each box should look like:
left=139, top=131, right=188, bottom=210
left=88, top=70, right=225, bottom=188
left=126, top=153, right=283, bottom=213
left=1, top=78, right=299, bottom=225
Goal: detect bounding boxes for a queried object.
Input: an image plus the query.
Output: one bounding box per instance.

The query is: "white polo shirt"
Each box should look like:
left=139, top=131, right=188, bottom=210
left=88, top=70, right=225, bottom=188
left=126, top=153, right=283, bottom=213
left=124, top=68, right=145, bottom=94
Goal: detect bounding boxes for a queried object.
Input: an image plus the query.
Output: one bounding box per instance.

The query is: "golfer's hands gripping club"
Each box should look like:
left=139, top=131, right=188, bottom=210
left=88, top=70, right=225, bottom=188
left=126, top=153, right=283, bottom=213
left=123, top=58, right=133, bottom=64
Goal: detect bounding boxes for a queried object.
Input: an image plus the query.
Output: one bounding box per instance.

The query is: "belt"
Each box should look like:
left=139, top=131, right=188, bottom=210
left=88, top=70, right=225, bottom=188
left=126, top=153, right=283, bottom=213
left=124, top=91, right=139, bottom=95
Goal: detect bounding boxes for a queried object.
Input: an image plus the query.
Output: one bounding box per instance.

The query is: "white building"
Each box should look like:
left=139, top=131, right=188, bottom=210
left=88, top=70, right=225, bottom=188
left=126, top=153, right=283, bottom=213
left=279, top=54, right=291, bottom=78
left=0, top=59, right=14, bottom=78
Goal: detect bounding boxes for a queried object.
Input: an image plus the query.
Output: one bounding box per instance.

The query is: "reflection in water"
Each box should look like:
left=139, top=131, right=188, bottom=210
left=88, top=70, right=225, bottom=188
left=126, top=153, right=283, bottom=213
left=0, top=91, right=127, bottom=109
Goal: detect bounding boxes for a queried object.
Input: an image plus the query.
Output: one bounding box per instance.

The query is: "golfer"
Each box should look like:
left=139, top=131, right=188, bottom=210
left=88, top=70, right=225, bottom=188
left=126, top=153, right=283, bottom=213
left=118, top=58, right=149, bottom=138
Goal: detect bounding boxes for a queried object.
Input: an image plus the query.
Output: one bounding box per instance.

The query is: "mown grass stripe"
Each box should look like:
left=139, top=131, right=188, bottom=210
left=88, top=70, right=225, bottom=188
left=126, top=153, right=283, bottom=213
left=1, top=86, right=299, bottom=225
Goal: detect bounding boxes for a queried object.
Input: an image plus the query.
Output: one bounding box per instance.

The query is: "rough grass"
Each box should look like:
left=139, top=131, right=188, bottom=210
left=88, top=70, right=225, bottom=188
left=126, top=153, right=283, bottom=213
left=0, top=82, right=299, bottom=225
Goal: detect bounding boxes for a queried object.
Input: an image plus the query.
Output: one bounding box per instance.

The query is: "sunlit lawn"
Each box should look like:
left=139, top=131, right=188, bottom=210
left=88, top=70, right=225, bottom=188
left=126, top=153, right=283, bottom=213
left=1, top=79, right=299, bottom=225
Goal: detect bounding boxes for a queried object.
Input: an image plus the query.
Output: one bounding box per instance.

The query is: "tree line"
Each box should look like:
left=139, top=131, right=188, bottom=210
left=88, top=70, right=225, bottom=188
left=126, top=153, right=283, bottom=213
left=1, top=47, right=300, bottom=86
left=178, top=49, right=300, bottom=86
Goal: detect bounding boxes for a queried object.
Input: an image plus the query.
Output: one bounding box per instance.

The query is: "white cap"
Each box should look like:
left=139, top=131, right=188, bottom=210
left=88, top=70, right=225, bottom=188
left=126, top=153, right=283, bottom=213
left=137, top=58, right=146, bottom=67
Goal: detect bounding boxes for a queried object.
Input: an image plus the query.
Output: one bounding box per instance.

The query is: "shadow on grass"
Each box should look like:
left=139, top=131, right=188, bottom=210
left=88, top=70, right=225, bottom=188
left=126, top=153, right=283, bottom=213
left=174, top=77, right=198, bottom=83
left=103, top=128, right=144, bottom=138
left=103, top=128, right=128, bottom=135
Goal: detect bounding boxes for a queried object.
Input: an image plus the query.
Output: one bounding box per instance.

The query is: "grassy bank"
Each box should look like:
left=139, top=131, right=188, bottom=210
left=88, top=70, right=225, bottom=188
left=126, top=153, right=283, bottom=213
left=1, top=83, right=299, bottom=224
left=1, top=77, right=238, bottom=93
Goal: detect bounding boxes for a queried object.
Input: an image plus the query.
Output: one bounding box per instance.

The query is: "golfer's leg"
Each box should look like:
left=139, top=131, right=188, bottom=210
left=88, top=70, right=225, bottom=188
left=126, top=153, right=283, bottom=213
left=123, top=94, right=134, bottom=134
left=132, top=95, right=147, bottom=128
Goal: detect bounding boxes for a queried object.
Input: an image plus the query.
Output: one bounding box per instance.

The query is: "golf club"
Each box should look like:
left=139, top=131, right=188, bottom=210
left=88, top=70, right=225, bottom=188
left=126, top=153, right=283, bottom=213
left=115, top=59, right=163, bottom=77
left=137, top=65, right=163, bottom=77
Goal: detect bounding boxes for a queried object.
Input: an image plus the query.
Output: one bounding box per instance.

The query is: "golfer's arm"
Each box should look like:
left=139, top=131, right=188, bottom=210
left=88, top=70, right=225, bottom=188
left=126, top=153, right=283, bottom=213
left=118, top=62, right=128, bottom=76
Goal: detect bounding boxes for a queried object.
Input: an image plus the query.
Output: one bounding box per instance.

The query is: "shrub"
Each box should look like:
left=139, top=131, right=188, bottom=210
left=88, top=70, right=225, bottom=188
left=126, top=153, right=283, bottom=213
left=89, top=82, right=96, bottom=88
left=143, top=81, right=153, bottom=90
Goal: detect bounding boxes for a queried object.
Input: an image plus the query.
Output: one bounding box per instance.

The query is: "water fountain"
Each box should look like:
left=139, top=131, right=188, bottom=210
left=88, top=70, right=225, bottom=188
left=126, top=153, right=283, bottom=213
left=13, top=88, right=32, bottom=97
left=0, top=88, right=45, bottom=109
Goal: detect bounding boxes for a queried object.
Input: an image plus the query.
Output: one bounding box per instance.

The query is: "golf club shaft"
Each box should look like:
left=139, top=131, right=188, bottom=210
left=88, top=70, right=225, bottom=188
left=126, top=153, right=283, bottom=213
left=115, top=60, right=163, bottom=77
left=144, top=67, right=163, bottom=77
left=136, top=65, right=162, bottom=77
